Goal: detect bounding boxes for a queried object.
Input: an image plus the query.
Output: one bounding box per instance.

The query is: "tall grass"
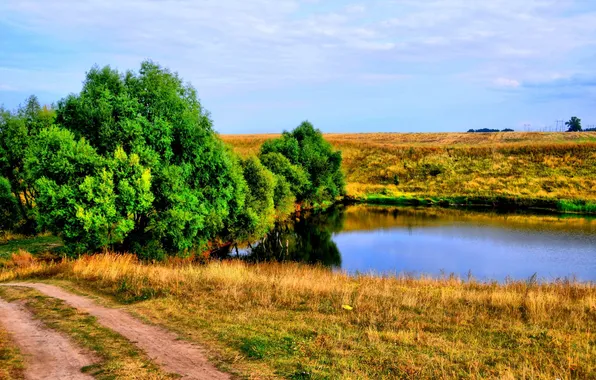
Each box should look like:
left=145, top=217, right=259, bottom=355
left=1, top=253, right=595, bottom=378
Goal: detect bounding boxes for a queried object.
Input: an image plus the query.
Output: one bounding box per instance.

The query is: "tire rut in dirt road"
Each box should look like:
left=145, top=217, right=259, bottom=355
left=0, top=297, right=96, bottom=380
left=3, top=283, right=231, bottom=380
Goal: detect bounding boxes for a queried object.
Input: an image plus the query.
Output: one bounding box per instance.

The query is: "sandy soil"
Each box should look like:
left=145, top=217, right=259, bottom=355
left=3, top=283, right=230, bottom=380
left=0, top=297, right=96, bottom=380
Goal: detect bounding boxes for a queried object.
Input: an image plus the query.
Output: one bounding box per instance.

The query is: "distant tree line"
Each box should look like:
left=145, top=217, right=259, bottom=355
left=0, top=61, right=345, bottom=258
left=467, top=128, right=515, bottom=133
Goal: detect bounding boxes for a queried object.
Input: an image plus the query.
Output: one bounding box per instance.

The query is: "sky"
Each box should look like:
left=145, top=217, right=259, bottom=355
left=1, top=0, right=596, bottom=133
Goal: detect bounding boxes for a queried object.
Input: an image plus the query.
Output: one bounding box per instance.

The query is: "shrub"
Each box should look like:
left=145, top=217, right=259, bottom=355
left=261, top=121, right=345, bottom=205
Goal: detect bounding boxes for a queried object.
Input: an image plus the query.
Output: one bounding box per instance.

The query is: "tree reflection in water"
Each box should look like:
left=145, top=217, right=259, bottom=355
left=234, top=206, right=345, bottom=268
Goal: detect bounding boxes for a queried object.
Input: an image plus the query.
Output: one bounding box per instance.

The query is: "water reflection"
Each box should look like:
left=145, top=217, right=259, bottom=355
left=229, top=205, right=596, bottom=281
left=238, top=207, right=344, bottom=267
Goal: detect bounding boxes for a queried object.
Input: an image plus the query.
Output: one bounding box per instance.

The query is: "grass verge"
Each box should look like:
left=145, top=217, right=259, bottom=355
left=0, top=324, right=24, bottom=380
left=1, top=253, right=595, bottom=379
left=0, top=285, right=175, bottom=379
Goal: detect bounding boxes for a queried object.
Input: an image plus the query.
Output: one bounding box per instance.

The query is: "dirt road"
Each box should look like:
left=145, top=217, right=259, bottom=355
left=2, top=283, right=230, bottom=380
left=0, top=297, right=96, bottom=380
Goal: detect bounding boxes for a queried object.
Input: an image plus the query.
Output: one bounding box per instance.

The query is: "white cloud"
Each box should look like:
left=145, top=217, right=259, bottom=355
left=494, top=78, right=521, bottom=88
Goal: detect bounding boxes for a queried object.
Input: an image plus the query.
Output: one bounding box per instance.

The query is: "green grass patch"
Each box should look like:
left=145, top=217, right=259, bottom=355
left=363, top=193, right=596, bottom=215
left=0, top=235, right=62, bottom=259
left=557, top=199, right=596, bottom=213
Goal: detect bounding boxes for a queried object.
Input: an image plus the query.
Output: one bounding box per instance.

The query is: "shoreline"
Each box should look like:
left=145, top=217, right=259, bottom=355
left=343, top=194, right=596, bottom=215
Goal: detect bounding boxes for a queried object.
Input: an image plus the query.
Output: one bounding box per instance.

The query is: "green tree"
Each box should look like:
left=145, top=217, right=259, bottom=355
left=0, top=177, right=20, bottom=233
left=27, top=61, right=247, bottom=257
left=260, top=121, right=345, bottom=205
left=566, top=116, right=582, bottom=132
left=0, top=96, right=55, bottom=233
left=226, top=157, right=276, bottom=241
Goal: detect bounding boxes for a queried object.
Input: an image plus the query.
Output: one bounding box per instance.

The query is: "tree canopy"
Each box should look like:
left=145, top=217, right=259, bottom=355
left=0, top=96, right=55, bottom=233
left=25, top=62, right=249, bottom=257
left=566, top=116, right=582, bottom=132
left=260, top=121, right=345, bottom=205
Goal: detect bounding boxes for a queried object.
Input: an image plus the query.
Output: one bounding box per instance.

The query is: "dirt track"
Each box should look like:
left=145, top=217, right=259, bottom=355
left=2, top=283, right=230, bottom=380
left=0, top=297, right=96, bottom=380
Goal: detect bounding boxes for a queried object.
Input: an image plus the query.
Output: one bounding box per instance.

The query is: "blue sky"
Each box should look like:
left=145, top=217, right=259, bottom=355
left=1, top=0, right=596, bottom=133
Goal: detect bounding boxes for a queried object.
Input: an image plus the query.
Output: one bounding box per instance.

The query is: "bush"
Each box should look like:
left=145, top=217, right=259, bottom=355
left=260, top=121, right=345, bottom=205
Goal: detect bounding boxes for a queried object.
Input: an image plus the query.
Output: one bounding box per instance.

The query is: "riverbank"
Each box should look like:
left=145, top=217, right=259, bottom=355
left=223, top=132, right=596, bottom=215
left=0, top=253, right=594, bottom=378
left=348, top=192, right=596, bottom=214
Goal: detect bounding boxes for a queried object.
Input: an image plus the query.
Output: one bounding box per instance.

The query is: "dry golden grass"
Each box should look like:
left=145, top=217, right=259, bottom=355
left=1, top=253, right=595, bottom=379
left=222, top=132, right=596, bottom=204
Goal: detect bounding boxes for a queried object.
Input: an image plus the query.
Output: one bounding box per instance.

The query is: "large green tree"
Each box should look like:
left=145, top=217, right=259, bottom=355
left=260, top=121, right=345, bottom=205
left=0, top=96, right=55, bottom=233
left=27, top=61, right=247, bottom=257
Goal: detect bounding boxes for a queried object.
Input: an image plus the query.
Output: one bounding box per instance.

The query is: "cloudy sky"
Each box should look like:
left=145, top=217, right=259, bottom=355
left=1, top=0, right=596, bottom=133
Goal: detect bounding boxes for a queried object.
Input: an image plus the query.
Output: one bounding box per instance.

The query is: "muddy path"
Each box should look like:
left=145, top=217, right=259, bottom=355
left=2, top=283, right=230, bottom=380
left=0, top=297, right=96, bottom=380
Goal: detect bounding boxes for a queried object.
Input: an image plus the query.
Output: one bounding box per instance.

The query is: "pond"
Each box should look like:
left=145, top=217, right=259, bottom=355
left=231, top=205, right=596, bottom=282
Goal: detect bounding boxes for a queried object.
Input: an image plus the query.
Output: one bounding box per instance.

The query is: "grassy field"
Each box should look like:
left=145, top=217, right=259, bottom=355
left=1, top=252, right=595, bottom=379
left=222, top=132, right=596, bottom=213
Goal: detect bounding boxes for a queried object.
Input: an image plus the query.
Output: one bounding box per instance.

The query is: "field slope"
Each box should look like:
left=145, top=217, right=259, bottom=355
left=222, top=132, right=596, bottom=212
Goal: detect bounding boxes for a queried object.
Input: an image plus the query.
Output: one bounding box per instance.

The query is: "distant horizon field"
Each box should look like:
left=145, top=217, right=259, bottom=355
left=222, top=132, right=596, bottom=206
left=222, top=131, right=596, bottom=146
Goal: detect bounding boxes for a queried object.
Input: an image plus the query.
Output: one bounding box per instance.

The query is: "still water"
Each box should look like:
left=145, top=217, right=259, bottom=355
left=236, top=205, right=596, bottom=282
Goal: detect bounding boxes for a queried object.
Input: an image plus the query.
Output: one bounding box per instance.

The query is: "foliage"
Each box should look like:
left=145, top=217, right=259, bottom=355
left=25, top=127, right=155, bottom=255
left=0, top=177, right=19, bottom=232
left=26, top=62, right=247, bottom=256
left=566, top=116, right=582, bottom=132
left=0, top=97, right=55, bottom=233
left=260, top=121, right=345, bottom=205
left=227, top=157, right=276, bottom=241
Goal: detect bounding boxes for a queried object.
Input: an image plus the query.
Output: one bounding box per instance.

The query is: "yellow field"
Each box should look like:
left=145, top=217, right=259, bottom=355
left=1, top=253, right=595, bottom=378
left=222, top=132, right=596, bottom=205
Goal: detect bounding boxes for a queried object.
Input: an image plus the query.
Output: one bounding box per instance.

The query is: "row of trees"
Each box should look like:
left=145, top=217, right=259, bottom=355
left=466, top=128, right=515, bottom=133
left=0, top=61, right=345, bottom=258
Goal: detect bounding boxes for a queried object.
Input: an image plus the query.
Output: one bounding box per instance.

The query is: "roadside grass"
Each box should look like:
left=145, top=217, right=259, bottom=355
left=222, top=132, right=596, bottom=210
left=1, top=253, right=595, bottom=379
left=0, top=285, right=176, bottom=379
left=0, top=324, right=24, bottom=380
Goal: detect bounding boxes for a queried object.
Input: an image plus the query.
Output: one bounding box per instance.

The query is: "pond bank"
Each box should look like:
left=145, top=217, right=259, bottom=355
left=347, top=193, right=596, bottom=215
